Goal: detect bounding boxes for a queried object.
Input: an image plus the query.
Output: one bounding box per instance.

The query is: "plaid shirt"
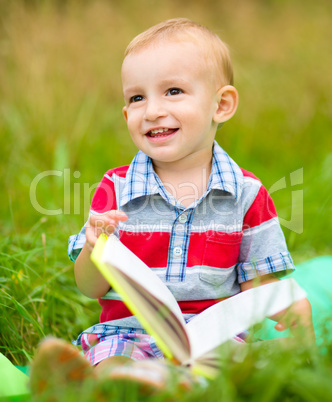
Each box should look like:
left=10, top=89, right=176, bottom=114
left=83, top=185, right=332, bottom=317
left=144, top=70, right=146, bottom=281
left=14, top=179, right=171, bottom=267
left=69, top=141, right=295, bottom=329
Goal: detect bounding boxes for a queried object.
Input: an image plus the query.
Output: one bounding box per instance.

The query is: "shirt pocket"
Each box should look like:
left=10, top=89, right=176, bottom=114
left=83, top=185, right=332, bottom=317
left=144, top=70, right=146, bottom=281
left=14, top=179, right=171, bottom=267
left=200, top=231, right=243, bottom=286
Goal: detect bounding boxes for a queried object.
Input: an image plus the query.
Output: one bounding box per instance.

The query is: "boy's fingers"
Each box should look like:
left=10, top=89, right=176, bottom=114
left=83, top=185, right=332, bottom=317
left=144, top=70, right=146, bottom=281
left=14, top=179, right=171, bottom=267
left=85, top=226, right=100, bottom=249
left=89, top=214, right=105, bottom=227
left=87, top=212, right=126, bottom=240
left=89, top=211, right=128, bottom=227
left=274, top=322, right=285, bottom=332
left=85, top=210, right=128, bottom=249
left=105, top=210, right=128, bottom=221
left=271, top=306, right=296, bottom=332
left=270, top=298, right=315, bottom=341
left=103, top=220, right=118, bottom=236
left=274, top=319, right=293, bottom=332
left=88, top=220, right=116, bottom=237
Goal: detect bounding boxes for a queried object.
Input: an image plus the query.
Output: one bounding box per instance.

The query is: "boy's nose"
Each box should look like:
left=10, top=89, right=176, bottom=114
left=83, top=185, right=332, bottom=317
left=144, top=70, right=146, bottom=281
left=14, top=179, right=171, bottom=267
left=143, top=99, right=167, bottom=121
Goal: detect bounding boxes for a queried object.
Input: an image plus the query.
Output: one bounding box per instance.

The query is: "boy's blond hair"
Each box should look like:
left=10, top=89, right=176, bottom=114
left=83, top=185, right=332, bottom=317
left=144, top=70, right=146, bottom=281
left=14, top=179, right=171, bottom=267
left=124, top=18, right=234, bottom=87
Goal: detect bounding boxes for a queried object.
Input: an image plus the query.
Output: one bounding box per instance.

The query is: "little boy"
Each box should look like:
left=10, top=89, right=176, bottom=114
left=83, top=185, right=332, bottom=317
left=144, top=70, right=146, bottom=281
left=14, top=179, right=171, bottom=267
left=31, top=18, right=313, bottom=394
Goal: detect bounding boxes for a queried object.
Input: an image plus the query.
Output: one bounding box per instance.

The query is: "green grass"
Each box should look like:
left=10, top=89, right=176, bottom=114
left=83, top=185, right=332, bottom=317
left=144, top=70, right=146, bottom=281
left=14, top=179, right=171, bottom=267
left=0, top=227, right=100, bottom=366
left=0, top=0, right=332, bottom=400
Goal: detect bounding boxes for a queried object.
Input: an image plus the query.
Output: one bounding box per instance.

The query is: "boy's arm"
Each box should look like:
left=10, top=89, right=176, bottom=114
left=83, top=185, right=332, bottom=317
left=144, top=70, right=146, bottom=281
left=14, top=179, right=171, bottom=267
left=75, top=243, right=111, bottom=299
left=240, top=275, right=315, bottom=340
left=74, top=210, right=128, bottom=299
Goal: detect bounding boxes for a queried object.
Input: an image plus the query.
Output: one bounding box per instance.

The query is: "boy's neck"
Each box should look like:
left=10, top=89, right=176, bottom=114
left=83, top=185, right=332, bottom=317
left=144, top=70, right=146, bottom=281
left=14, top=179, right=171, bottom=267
left=152, top=149, right=213, bottom=208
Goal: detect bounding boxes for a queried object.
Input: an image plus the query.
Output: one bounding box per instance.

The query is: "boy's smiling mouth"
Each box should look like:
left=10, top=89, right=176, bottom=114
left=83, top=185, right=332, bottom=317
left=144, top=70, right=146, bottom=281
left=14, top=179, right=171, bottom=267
left=146, top=128, right=178, bottom=139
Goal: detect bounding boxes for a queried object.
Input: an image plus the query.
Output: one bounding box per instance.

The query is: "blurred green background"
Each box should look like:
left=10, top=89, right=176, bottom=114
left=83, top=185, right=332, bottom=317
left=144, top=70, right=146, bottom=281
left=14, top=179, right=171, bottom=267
left=0, top=0, right=331, bottom=364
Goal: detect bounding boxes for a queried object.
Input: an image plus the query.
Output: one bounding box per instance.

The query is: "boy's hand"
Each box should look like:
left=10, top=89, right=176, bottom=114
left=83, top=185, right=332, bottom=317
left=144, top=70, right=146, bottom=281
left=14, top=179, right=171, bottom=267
left=85, top=210, right=128, bottom=251
left=241, top=275, right=315, bottom=342
left=270, top=297, right=315, bottom=341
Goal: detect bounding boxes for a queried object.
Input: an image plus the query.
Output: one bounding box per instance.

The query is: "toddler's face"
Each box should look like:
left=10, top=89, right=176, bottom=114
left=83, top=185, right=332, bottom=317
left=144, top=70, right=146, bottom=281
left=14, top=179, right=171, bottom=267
left=121, top=40, right=222, bottom=167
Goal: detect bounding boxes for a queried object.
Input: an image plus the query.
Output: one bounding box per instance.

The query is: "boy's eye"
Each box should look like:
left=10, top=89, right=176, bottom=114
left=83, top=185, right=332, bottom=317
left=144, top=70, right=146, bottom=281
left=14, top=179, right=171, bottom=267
left=129, top=95, right=144, bottom=103
left=166, top=88, right=183, bottom=96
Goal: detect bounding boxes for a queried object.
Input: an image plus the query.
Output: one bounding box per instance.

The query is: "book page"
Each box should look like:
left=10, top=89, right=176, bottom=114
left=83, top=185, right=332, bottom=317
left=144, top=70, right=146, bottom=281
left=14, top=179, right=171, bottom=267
left=186, top=279, right=306, bottom=364
left=105, top=268, right=191, bottom=362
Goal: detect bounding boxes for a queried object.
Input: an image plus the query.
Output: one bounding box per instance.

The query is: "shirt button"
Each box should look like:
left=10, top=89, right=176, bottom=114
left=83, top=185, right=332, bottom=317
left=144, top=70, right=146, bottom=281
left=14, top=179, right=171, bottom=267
left=173, top=247, right=183, bottom=257
left=178, top=214, right=187, bottom=223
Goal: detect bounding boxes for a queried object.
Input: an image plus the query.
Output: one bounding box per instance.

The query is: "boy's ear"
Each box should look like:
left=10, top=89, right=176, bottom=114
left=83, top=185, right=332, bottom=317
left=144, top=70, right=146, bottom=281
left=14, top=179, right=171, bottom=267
left=122, top=106, right=128, bottom=122
left=213, top=85, right=239, bottom=124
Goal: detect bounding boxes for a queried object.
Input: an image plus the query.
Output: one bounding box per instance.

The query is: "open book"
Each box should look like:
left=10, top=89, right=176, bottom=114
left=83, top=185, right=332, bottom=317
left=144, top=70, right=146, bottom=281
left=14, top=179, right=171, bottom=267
left=91, top=234, right=306, bottom=378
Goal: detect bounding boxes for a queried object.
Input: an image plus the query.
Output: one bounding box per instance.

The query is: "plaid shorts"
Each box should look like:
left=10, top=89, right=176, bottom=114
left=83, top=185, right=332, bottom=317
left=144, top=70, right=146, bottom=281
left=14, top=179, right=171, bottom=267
left=75, top=323, right=248, bottom=366
left=80, top=331, right=164, bottom=366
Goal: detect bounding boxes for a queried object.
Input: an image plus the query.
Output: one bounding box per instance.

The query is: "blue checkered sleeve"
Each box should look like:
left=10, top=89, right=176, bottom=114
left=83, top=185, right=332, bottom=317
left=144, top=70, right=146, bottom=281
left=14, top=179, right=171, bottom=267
left=236, top=251, right=295, bottom=283
left=68, top=224, right=87, bottom=262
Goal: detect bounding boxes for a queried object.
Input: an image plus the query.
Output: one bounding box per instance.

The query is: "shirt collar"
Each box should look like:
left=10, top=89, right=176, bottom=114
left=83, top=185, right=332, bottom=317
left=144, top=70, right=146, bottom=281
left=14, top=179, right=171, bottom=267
left=209, top=141, right=244, bottom=201
left=120, top=141, right=243, bottom=207
left=119, top=151, right=160, bottom=207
